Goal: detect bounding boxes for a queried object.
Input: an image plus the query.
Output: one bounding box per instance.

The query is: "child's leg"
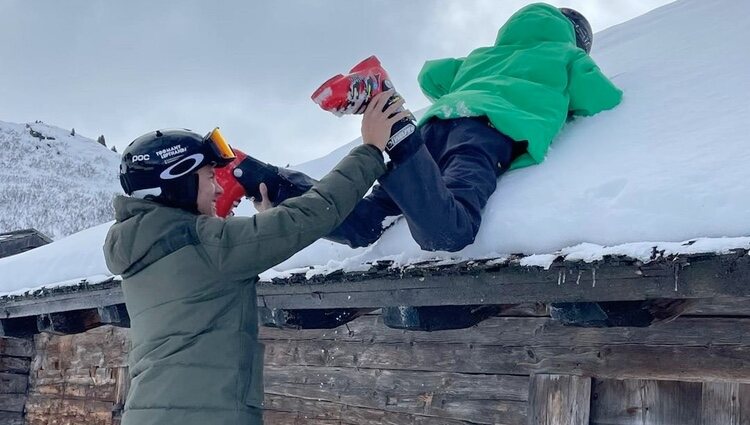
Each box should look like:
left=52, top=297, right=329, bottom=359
left=272, top=168, right=401, bottom=248
left=261, top=170, right=401, bottom=330
left=379, top=117, right=515, bottom=331
left=379, top=117, right=514, bottom=252
left=327, top=184, right=402, bottom=247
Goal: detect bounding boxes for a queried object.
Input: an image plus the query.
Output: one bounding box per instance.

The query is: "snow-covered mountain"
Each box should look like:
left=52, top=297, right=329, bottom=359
left=1, top=0, right=749, bottom=295
left=0, top=120, right=121, bottom=239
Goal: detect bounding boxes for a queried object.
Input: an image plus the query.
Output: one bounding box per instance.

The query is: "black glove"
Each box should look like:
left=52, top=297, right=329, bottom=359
left=232, top=156, right=306, bottom=205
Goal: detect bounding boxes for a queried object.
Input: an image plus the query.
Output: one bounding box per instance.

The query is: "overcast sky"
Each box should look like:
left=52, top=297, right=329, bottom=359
left=1, top=0, right=674, bottom=165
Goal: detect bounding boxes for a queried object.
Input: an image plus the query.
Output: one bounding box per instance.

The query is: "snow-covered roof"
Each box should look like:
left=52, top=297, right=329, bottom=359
left=1, top=0, right=749, bottom=299
left=0, top=229, right=52, bottom=259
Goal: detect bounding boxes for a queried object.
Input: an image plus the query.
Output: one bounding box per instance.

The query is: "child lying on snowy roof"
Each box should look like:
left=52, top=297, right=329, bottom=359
left=236, top=4, right=690, bottom=330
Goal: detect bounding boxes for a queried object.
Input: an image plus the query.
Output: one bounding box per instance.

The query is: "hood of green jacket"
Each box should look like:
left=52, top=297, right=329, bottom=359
left=417, top=2, right=622, bottom=170
left=494, top=3, right=576, bottom=48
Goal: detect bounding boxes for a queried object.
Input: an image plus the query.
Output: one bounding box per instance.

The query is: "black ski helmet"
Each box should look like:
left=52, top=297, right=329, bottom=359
left=119, top=128, right=235, bottom=212
left=559, top=7, right=593, bottom=53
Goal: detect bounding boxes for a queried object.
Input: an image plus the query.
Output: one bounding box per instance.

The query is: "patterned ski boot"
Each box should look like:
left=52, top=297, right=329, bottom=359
left=311, top=55, right=416, bottom=153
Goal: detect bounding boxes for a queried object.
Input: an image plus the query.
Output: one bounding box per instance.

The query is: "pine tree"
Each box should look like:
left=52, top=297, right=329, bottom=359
left=111, top=146, right=118, bottom=153
left=97, top=135, right=106, bottom=147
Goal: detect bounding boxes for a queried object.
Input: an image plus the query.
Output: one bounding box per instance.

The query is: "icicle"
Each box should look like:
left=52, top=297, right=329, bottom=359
left=576, top=270, right=582, bottom=285
left=592, top=268, right=597, bottom=288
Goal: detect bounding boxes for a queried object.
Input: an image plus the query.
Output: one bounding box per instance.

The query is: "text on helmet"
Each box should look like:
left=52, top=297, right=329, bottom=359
left=131, top=154, right=151, bottom=162
left=156, top=145, right=187, bottom=160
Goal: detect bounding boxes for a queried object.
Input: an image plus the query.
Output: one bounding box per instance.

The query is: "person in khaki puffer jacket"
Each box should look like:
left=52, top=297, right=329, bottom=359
left=102, top=91, right=409, bottom=425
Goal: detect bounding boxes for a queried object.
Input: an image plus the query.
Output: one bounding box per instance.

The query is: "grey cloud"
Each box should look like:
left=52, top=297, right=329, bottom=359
left=0, top=0, right=673, bottom=165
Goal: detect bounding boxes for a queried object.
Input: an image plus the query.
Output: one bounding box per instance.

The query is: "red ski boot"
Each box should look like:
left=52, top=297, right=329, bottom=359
left=311, top=56, right=391, bottom=116
left=311, top=56, right=416, bottom=153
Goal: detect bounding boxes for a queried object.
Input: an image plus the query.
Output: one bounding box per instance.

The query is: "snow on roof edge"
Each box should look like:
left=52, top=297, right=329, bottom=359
left=2, top=235, right=748, bottom=303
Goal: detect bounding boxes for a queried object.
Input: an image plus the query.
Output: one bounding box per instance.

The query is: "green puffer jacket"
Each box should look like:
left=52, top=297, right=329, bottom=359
left=418, top=2, right=623, bottom=169
left=103, top=144, right=385, bottom=425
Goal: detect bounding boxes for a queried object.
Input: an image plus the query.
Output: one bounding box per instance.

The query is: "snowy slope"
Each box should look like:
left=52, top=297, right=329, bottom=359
left=1, top=0, right=749, bottom=295
left=0, top=121, right=121, bottom=239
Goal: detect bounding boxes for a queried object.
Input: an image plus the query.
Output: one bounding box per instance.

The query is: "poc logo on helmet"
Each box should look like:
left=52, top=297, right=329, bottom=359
left=131, top=154, right=151, bottom=162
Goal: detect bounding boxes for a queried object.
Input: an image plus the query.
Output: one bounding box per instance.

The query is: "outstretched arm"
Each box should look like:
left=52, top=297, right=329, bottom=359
left=196, top=144, right=385, bottom=279
left=568, top=53, right=623, bottom=116
left=197, top=92, right=410, bottom=278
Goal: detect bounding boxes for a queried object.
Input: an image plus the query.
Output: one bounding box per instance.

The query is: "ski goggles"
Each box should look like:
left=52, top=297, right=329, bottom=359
left=203, top=127, right=236, bottom=167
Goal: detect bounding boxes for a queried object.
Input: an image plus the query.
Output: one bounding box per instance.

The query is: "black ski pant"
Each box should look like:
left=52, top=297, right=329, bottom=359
left=279, top=117, right=516, bottom=252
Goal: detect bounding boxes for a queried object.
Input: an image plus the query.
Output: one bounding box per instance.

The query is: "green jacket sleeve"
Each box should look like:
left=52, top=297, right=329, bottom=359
left=418, top=58, right=464, bottom=101
left=568, top=53, right=623, bottom=116
left=195, top=144, right=386, bottom=279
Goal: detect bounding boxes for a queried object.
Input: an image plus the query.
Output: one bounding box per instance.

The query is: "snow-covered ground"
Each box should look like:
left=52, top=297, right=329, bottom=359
left=1, top=0, right=749, bottom=296
left=0, top=121, right=120, bottom=239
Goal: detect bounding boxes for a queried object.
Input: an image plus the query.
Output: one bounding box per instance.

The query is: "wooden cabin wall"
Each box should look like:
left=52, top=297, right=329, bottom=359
left=16, top=298, right=750, bottom=425
left=0, top=337, right=33, bottom=425
left=258, top=300, right=750, bottom=425
left=24, top=327, right=129, bottom=425
left=589, top=379, right=750, bottom=425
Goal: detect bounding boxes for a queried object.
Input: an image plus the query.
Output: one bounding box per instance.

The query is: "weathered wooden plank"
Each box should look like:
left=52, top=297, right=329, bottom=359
left=30, top=381, right=118, bottom=401
left=0, top=337, right=33, bottom=357
left=112, top=366, right=129, bottom=420
left=0, top=372, right=28, bottom=394
left=24, top=394, right=115, bottom=425
left=261, top=316, right=750, bottom=348
left=499, top=303, right=549, bottom=317
left=742, top=384, right=750, bottom=425
left=688, top=297, right=750, bottom=317
left=264, top=393, right=493, bottom=425
left=265, top=366, right=527, bottom=424
left=0, top=356, right=30, bottom=374
left=24, top=326, right=129, bottom=425
left=264, top=410, right=341, bottom=425
left=0, top=229, right=51, bottom=259
left=380, top=303, right=547, bottom=318
left=0, top=412, right=24, bottom=425
left=264, top=339, right=750, bottom=383
left=32, top=326, right=129, bottom=372
left=3, top=252, right=750, bottom=317
left=0, top=283, right=123, bottom=320
left=0, top=393, right=26, bottom=412
left=528, top=374, right=591, bottom=425
left=590, top=379, right=703, bottom=425
left=701, top=382, right=740, bottom=424
left=256, top=253, right=750, bottom=309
